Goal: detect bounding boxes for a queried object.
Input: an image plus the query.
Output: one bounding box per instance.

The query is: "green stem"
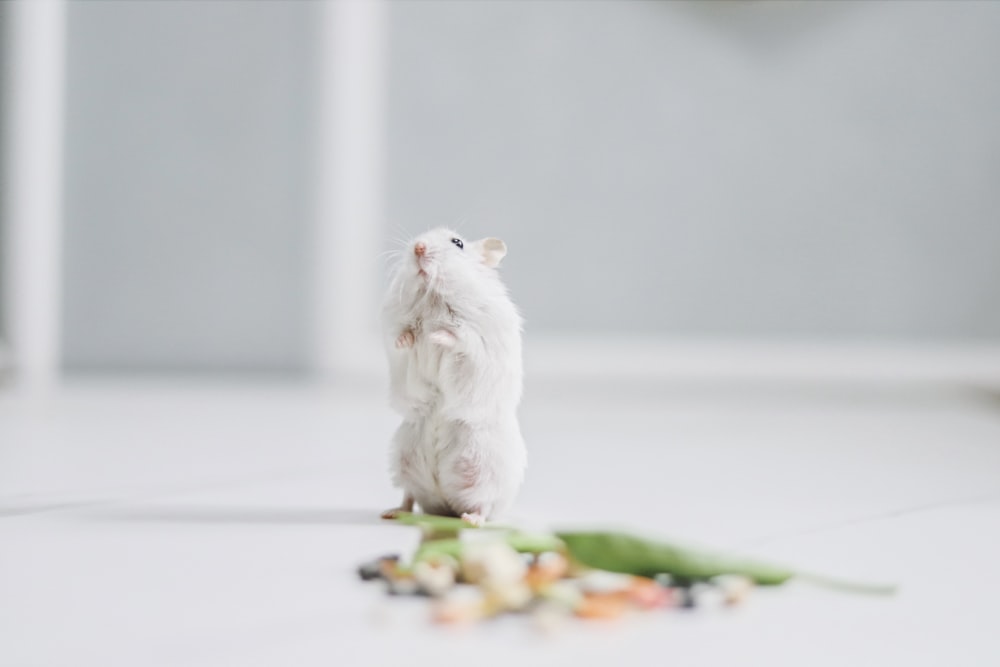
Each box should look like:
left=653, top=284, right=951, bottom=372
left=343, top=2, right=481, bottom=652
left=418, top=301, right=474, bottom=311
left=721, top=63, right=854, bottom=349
left=796, top=572, right=897, bottom=596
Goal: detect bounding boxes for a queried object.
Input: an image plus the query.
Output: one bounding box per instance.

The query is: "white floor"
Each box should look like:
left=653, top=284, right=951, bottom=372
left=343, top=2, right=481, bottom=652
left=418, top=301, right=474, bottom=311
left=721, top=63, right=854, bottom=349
left=2, top=374, right=999, bottom=666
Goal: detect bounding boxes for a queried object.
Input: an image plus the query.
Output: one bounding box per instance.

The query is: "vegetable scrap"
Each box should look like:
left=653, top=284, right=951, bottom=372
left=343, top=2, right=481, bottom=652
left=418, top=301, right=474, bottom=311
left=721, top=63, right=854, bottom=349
left=358, top=513, right=895, bottom=629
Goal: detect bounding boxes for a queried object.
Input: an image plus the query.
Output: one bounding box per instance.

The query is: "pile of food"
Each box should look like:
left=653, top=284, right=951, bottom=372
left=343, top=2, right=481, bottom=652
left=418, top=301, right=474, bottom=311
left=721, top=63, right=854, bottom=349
left=358, top=513, right=894, bottom=630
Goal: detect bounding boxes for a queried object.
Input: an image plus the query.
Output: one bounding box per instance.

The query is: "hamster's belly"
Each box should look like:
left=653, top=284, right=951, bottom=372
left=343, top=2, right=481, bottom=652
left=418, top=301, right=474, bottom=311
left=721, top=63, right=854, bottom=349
left=403, top=344, right=518, bottom=421
left=396, top=414, right=525, bottom=519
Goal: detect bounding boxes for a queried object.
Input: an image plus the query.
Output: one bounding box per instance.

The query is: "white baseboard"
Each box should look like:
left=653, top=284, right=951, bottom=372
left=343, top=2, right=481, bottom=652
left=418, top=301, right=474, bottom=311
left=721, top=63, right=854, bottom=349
left=321, top=335, right=1000, bottom=388
left=10, top=336, right=996, bottom=388
left=523, top=335, right=1000, bottom=386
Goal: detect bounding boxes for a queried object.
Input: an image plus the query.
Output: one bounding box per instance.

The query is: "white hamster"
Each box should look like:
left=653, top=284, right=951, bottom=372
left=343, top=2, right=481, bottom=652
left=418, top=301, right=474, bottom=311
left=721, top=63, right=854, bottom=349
left=381, top=227, right=526, bottom=526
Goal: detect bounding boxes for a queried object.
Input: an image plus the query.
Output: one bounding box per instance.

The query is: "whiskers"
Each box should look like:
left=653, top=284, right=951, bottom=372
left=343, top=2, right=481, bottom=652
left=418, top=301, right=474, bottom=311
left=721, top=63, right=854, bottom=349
left=378, top=224, right=449, bottom=309
left=377, top=246, right=404, bottom=265
left=377, top=230, right=411, bottom=269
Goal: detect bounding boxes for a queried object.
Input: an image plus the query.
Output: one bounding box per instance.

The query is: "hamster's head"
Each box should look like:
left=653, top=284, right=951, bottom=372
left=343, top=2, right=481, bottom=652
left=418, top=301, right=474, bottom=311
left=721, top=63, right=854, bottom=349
left=399, top=228, right=507, bottom=296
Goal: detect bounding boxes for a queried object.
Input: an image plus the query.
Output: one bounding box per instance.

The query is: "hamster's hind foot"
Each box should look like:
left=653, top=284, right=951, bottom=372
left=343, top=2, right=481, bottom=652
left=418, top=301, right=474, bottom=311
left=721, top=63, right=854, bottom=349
left=381, top=493, right=414, bottom=520
left=461, top=512, right=485, bottom=527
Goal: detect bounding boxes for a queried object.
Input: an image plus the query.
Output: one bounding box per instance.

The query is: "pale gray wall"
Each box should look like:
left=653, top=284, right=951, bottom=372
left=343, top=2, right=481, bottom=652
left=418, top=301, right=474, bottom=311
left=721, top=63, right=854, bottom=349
left=57, top=1, right=1000, bottom=373
left=387, top=0, right=1000, bottom=339
left=61, top=1, right=320, bottom=371
left=0, top=1, right=7, bottom=343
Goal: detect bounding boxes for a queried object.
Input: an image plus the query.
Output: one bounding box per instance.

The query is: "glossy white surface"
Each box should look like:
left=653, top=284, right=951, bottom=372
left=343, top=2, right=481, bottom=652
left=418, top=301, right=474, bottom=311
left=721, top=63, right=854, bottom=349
left=2, top=377, right=999, bottom=666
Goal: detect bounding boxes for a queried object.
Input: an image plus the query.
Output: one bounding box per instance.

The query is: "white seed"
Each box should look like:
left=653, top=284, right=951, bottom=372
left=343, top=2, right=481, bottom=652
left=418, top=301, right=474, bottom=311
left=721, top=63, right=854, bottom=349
left=712, top=575, right=754, bottom=606
left=432, top=597, right=483, bottom=624
left=577, top=570, right=634, bottom=594
left=691, top=582, right=725, bottom=608
left=413, top=561, right=457, bottom=597
left=484, top=580, right=534, bottom=612
left=541, top=580, right=584, bottom=610
left=461, top=541, right=527, bottom=586
left=385, top=577, right=420, bottom=596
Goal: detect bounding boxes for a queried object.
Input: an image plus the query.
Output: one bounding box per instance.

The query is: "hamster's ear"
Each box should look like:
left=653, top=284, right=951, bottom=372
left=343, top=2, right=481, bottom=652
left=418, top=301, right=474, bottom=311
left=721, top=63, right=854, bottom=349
left=477, top=238, right=507, bottom=268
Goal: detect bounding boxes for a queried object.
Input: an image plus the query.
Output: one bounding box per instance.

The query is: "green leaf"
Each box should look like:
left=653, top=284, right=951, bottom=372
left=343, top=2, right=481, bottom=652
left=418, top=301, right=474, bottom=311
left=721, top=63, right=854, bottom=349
left=413, top=538, right=464, bottom=563
left=558, top=530, right=794, bottom=584
left=506, top=532, right=565, bottom=554
left=557, top=531, right=896, bottom=594
left=391, top=512, right=479, bottom=532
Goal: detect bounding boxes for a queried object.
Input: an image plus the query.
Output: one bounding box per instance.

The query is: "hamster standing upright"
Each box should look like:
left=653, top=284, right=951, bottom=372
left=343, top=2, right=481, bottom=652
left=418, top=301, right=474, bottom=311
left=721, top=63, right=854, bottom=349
left=381, top=227, right=526, bottom=526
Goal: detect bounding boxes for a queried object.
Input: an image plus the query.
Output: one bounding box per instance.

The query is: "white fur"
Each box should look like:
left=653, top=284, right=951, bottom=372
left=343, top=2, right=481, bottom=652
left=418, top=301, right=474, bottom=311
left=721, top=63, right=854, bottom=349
left=382, top=228, right=526, bottom=520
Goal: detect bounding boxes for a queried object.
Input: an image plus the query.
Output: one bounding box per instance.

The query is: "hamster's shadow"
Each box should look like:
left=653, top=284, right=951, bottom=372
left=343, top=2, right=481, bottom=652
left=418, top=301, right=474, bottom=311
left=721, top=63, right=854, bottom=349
left=89, top=505, right=384, bottom=526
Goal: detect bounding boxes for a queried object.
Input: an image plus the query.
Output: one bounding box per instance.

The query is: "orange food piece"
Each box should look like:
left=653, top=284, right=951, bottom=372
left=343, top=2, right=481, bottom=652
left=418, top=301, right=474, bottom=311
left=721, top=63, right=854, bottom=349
left=525, top=566, right=561, bottom=591
left=627, top=577, right=674, bottom=610
left=432, top=599, right=484, bottom=624
left=524, top=554, right=569, bottom=592
left=575, top=593, right=629, bottom=620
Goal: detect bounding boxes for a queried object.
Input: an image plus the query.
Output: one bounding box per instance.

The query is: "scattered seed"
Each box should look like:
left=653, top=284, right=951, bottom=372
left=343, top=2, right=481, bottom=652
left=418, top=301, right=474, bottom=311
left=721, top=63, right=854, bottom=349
left=691, top=582, right=725, bottom=608
left=358, top=521, right=889, bottom=628
left=627, top=577, right=673, bottom=609
left=675, top=586, right=697, bottom=610
left=385, top=576, right=421, bottom=596
left=575, top=593, right=629, bottom=620
left=358, top=554, right=401, bottom=582
left=525, top=552, right=569, bottom=591
left=540, top=580, right=584, bottom=611
left=413, top=560, right=457, bottom=597
left=357, top=560, right=383, bottom=582
left=713, top=574, right=755, bottom=606
left=379, top=558, right=405, bottom=580
left=432, top=597, right=484, bottom=624
left=577, top=570, right=634, bottom=595
left=483, top=581, right=534, bottom=612
left=461, top=541, right=527, bottom=586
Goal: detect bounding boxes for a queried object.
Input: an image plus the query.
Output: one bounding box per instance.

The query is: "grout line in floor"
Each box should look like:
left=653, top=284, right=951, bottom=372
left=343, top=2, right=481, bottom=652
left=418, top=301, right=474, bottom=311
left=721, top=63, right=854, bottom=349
left=736, top=492, right=1000, bottom=548
left=0, top=466, right=347, bottom=520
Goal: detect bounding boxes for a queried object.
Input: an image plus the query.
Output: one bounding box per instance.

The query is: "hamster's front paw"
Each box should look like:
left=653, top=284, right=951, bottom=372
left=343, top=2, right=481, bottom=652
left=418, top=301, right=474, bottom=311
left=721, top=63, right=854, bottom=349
left=381, top=507, right=404, bottom=520
left=429, top=329, right=458, bottom=348
left=461, top=512, right=485, bottom=527
left=394, top=329, right=416, bottom=349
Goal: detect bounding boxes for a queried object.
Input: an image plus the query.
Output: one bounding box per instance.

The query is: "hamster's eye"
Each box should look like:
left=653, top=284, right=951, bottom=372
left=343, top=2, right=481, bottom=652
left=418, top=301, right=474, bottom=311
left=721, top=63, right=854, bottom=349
left=450, top=238, right=464, bottom=250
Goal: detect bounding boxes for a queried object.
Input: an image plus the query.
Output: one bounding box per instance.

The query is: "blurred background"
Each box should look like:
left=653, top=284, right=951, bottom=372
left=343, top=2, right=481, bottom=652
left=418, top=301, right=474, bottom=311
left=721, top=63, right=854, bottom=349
left=3, top=0, right=999, bottom=381
left=3, top=2, right=1000, bottom=665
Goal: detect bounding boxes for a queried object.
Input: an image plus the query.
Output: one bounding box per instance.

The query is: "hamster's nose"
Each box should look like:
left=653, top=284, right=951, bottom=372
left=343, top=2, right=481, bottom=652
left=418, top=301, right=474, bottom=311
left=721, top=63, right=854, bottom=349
left=414, top=243, right=427, bottom=257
